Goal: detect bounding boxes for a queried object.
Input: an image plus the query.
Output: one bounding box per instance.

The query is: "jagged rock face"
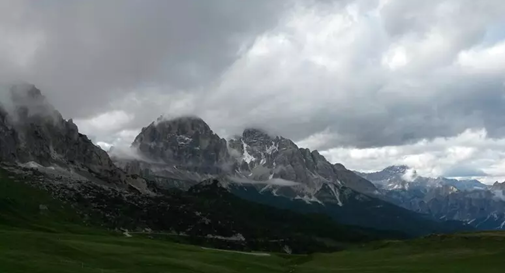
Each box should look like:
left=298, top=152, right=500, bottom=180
left=358, top=165, right=486, bottom=192
left=228, top=128, right=378, bottom=196
left=0, top=84, right=147, bottom=192
left=120, top=124, right=378, bottom=198
left=492, top=182, right=505, bottom=192
left=0, top=107, right=20, bottom=162
left=132, top=116, right=230, bottom=174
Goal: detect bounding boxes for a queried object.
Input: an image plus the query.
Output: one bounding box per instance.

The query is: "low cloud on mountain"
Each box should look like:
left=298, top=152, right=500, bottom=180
left=229, top=176, right=300, bottom=187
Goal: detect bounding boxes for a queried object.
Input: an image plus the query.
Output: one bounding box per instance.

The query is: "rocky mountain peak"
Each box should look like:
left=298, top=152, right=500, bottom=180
left=492, top=181, right=505, bottom=191
left=132, top=115, right=229, bottom=173
left=383, top=165, right=411, bottom=175
left=243, top=127, right=274, bottom=141
left=7, top=84, right=62, bottom=123
left=333, top=163, right=347, bottom=171
left=153, top=115, right=212, bottom=135
left=226, top=127, right=378, bottom=196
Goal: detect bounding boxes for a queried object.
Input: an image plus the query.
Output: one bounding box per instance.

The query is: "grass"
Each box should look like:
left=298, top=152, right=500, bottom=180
left=294, top=232, right=505, bottom=273
left=2, top=168, right=505, bottom=272
left=1, top=229, right=505, bottom=272
left=0, top=229, right=290, bottom=273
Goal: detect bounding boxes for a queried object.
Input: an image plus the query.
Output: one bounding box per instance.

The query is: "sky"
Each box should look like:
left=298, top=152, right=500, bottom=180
left=1, top=0, right=505, bottom=183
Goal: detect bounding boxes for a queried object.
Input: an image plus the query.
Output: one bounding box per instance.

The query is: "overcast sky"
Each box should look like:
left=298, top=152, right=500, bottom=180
left=1, top=0, right=505, bottom=183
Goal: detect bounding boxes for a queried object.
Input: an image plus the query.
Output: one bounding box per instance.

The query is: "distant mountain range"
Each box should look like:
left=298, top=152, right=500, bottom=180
left=357, top=166, right=505, bottom=230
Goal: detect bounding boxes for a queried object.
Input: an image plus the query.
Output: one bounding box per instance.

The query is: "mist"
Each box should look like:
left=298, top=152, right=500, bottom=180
left=0, top=82, right=62, bottom=124
left=228, top=176, right=300, bottom=186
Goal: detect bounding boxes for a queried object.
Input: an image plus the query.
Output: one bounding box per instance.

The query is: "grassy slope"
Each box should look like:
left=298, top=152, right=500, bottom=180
left=0, top=168, right=103, bottom=235
left=0, top=169, right=287, bottom=272
left=296, top=232, right=505, bottom=273
left=0, top=230, right=290, bottom=273
left=2, top=169, right=505, bottom=272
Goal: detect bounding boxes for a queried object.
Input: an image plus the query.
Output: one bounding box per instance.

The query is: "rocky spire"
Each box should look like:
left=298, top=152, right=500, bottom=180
left=132, top=116, right=230, bottom=173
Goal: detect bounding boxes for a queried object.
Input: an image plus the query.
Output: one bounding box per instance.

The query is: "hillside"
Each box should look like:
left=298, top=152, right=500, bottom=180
left=3, top=165, right=502, bottom=272
left=0, top=165, right=398, bottom=254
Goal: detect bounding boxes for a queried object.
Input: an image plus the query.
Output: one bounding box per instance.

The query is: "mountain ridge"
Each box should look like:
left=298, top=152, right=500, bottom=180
left=1, top=85, right=405, bottom=253
left=358, top=165, right=505, bottom=230
left=0, top=84, right=149, bottom=193
left=112, top=115, right=472, bottom=235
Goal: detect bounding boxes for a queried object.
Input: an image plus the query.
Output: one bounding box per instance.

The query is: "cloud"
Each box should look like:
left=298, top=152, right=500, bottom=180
left=108, top=146, right=146, bottom=161
left=75, top=110, right=134, bottom=134
left=2, top=0, right=505, bottom=183
left=0, top=0, right=290, bottom=118
left=401, top=168, right=418, bottom=182
left=0, top=83, right=61, bottom=123
left=443, top=165, right=488, bottom=177
left=321, top=129, right=505, bottom=184
left=229, top=176, right=300, bottom=186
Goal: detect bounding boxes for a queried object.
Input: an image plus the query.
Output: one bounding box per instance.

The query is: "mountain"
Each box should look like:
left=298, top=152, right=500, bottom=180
left=114, top=117, right=230, bottom=190
left=492, top=181, right=505, bottom=192
left=0, top=84, right=407, bottom=253
left=117, top=119, right=380, bottom=195
left=228, top=128, right=379, bottom=196
left=0, top=84, right=148, bottom=193
left=113, top=117, right=471, bottom=236
left=358, top=166, right=505, bottom=230
left=132, top=116, right=230, bottom=174
left=357, top=165, right=487, bottom=191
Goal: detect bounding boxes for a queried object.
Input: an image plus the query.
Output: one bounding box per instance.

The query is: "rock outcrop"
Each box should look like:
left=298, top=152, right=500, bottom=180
left=0, top=84, right=148, bottom=193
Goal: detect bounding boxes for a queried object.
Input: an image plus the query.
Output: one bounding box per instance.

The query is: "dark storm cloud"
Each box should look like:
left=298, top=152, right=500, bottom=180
left=0, top=0, right=290, bottom=118
left=1, top=0, right=505, bottom=155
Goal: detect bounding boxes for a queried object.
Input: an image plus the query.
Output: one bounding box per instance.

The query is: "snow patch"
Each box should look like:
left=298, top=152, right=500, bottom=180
left=260, top=153, right=267, bottom=165
left=260, top=184, right=272, bottom=193
left=272, top=188, right=279, bottom=196
left=295, top=195, right=323, bottom=205
left=265, top=141, right=279, bottom=154
left=242, top=140, right=256, bottom=164
left=20, top=161, right=44, bottom=169
left=176, top=135, right=192, bottom=145
left=327, top=184, right=343, bottom=206
left=500, top=220, right=505, bottom=229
